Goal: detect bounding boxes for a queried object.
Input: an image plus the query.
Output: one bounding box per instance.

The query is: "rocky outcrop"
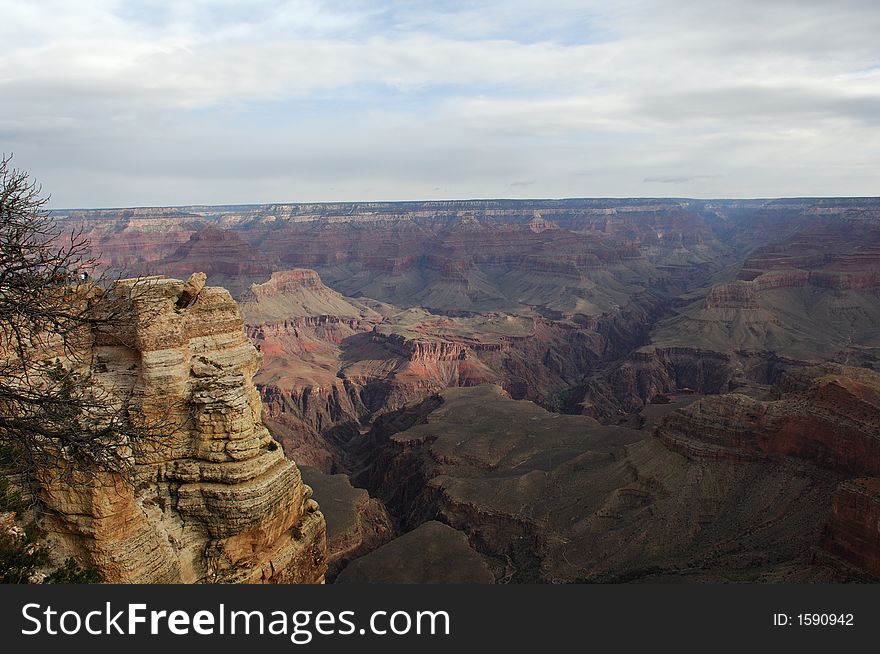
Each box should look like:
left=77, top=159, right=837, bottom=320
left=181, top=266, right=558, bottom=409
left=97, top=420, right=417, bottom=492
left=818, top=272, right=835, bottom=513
left=376, top=332, right=476, bottom=362
left=705, top=281, right=758, bottom=309
left=34, top=274, right=328, bottom=584
left=252, top=268, right=324, bottom=292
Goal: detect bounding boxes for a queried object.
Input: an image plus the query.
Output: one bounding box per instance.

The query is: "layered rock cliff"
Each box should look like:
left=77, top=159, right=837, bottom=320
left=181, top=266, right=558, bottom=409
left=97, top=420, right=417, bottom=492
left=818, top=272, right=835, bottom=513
left=652, top=364, right=880, bottom=576
left=157, top=227, right=278, bottom=281
left=655, top=364, right=880, bottom=475
left=34, top=274, right=328, bottom=584
left=823, top=478, right=880, bottom=577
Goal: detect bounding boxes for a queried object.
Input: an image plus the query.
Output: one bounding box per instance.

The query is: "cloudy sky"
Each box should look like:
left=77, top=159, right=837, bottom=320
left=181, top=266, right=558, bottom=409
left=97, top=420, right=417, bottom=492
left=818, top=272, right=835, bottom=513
left=1, top=0, right=879, bottom=207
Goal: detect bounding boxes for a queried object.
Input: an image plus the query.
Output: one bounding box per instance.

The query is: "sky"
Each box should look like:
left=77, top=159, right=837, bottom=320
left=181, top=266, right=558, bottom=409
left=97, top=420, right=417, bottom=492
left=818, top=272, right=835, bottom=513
left=1, top=0, right=879, bottom=208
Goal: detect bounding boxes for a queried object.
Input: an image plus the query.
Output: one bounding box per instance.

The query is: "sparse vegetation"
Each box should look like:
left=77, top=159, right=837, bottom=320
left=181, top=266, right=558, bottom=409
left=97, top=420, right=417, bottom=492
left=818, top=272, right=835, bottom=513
left=0, top=529, right=50, bottom=584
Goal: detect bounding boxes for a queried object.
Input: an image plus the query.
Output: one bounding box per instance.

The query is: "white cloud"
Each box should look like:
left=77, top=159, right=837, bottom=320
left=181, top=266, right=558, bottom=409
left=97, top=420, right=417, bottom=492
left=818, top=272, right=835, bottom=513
left=0, top=0, right=878, bottom=206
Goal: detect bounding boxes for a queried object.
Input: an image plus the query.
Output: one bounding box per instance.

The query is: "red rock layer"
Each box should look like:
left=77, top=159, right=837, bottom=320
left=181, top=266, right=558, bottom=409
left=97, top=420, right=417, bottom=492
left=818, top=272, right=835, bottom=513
left=655, top=364, right=880, bottom=476
left=823, top=478, right=880, bottom=577
left=738, top=229, right=880, bottom=289
left=157, top=226, right=276, bottom=278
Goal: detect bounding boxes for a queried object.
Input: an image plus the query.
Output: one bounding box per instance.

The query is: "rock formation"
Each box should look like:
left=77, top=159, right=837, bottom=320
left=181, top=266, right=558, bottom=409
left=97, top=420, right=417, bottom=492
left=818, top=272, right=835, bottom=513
left=655, top=364, right=880, bottom=475
left=34, top=274, right=327, bottom=584
left=652, top=364, right=880, bottom=577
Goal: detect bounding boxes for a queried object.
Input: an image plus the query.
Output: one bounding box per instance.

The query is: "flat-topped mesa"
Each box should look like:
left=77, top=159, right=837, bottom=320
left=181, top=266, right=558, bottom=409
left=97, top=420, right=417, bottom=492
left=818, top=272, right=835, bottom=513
left=37, top=273, right=328, bottom=584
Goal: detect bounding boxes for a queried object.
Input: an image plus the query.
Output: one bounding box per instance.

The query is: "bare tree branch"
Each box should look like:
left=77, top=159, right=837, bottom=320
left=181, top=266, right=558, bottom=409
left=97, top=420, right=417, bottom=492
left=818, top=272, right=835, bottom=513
left=0, top=154, right=175, bottom=482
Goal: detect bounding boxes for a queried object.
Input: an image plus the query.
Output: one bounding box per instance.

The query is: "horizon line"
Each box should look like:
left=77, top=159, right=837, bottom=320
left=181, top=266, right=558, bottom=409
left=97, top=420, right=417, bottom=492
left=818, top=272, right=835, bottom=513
left=49, top=195, right=880, bottom=213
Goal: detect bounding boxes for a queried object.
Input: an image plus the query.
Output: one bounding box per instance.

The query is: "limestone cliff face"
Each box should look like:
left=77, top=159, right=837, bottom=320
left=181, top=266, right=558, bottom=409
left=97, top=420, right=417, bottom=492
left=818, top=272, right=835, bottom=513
left=37, top=274, right=327, bottom=584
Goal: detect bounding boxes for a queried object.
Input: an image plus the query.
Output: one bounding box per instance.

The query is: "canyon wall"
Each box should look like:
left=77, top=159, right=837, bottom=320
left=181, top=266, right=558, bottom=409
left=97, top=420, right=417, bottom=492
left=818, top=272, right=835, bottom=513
left=44, top=198, right=880, bottom=582
left=652, top=364, right=880, bottom=576
left=353, top=384, right=859, bottom=583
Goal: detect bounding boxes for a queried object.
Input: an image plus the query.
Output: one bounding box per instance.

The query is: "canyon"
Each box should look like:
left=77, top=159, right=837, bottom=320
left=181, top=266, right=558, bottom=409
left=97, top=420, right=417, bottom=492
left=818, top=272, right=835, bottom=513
left=36, top=197, right=880, bottom=582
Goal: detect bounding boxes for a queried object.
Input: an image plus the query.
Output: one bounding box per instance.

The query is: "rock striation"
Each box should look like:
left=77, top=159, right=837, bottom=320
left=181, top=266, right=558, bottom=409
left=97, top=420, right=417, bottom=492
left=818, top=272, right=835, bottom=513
left=35, top=274, right=327, bottom=584
left=655, top=364, right=880, bottom=475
